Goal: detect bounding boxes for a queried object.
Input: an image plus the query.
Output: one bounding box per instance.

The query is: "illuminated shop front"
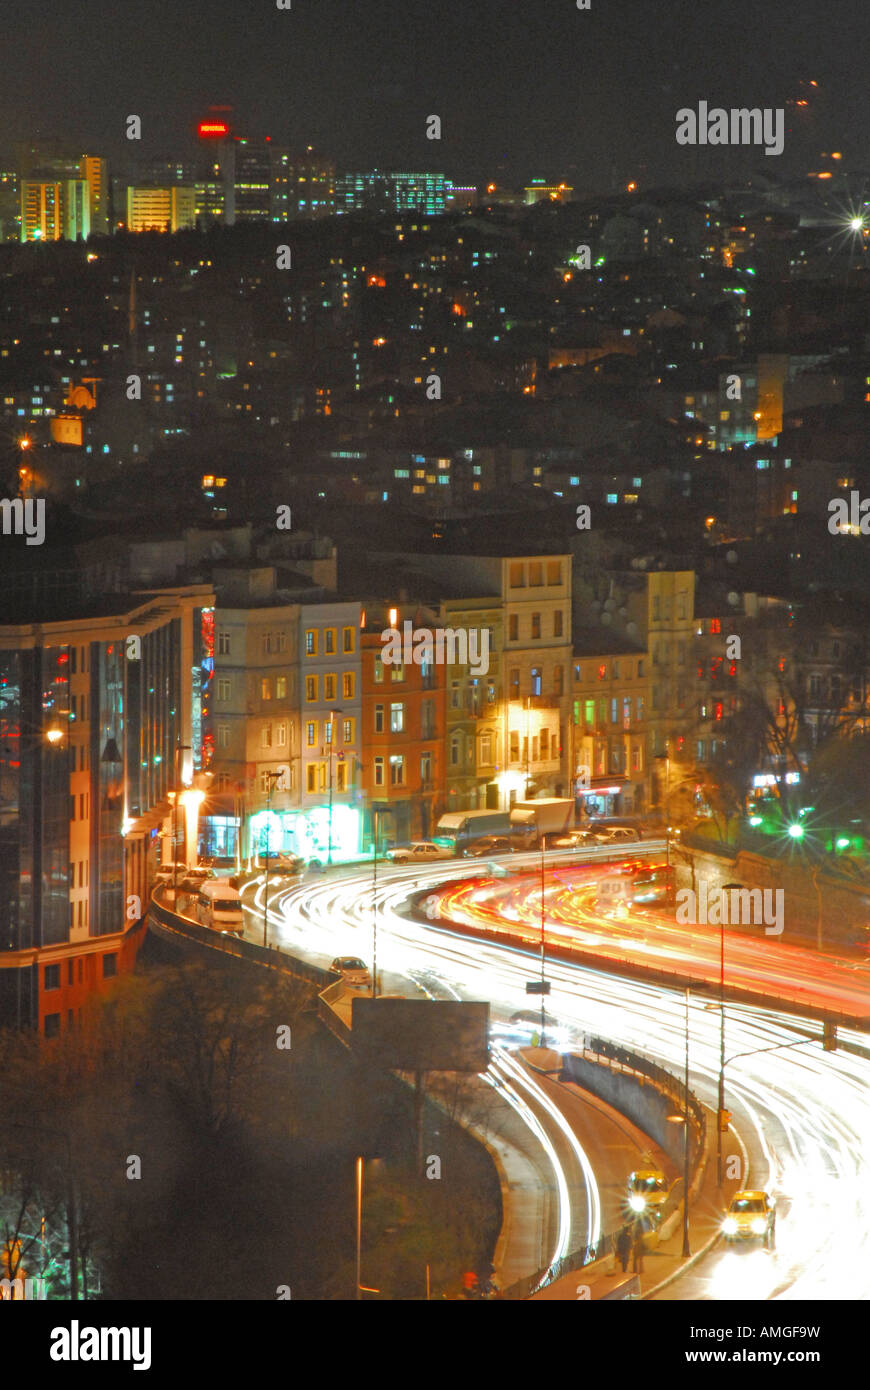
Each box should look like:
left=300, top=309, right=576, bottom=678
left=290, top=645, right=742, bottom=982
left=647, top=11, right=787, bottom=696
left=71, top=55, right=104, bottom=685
left=577, top=780, right=629, bottom=818
left=248, top=803, right=361, bottom=863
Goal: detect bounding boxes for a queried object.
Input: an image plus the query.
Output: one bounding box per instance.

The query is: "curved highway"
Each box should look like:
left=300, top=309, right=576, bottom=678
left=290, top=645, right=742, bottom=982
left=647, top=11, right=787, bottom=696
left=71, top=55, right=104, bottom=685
left=243, top=854, right=870, bottom=1299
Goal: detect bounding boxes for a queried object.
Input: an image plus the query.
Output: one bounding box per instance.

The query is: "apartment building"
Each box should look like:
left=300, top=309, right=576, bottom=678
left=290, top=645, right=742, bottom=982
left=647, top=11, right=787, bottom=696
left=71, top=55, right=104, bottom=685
left=297, top=600, right=363, bottom=861
left=360, top=602, right=446, bottom=845
left=572, top=635, right=649, bottom=816
left=0, top=575, right=213, bottom=1034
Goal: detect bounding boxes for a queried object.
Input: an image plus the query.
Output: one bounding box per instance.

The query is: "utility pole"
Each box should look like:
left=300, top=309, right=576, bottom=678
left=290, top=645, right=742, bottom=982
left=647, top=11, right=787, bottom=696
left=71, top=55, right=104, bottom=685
left=263, top=769, right=280, bottom=948
left=372, top=809, right=380, bottom=999
left=682, top=986, right=691, bottom=1257
left=327, top=707, right=343, bottom=866
left=718, top=883, right=741, bottom=1186
left=540, top=840, right=546, bottom=1046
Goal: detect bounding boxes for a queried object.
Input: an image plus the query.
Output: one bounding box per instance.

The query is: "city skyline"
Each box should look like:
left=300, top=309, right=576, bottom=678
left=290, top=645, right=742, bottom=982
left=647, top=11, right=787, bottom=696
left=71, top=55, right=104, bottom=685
left=3, top=0, right=869, bottom=189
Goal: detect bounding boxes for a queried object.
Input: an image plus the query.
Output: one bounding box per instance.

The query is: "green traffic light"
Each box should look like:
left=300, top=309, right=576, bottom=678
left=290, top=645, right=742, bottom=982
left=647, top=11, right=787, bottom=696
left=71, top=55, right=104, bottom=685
left=788, top=823, right=804, bottom=839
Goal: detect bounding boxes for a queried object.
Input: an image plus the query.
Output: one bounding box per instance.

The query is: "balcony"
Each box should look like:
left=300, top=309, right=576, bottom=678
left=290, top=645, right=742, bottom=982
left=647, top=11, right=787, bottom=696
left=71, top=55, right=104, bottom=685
left=510, top=694, right=563, bottom=711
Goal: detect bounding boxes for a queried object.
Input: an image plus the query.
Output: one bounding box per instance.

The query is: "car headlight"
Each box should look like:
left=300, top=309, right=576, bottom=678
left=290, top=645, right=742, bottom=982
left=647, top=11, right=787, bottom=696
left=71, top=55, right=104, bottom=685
left=751, top=1217, right=767, bottom=1235
left=722, top=1217, right=738, bottom=1235
left=628, top=1194, right=646, bottom=1213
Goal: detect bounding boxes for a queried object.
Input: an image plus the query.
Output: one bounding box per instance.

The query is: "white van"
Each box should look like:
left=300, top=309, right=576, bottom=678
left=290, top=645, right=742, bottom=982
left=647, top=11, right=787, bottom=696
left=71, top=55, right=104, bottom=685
left=196, top=879, right=245, bottom=936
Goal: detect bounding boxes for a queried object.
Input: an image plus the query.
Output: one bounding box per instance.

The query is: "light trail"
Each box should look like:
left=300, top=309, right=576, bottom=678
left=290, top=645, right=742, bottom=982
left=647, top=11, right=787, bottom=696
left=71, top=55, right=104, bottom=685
left=249, top=858, right=870, bottom=1298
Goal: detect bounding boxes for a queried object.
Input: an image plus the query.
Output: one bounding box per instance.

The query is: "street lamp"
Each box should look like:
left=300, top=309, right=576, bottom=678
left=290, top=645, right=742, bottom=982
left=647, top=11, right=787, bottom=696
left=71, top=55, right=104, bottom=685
left=717, top=882, right=742, bottom=1188
left=539, top=839, right=547, bottom=1046
left=171, top=742, right=192, bottom=904
left=682, top=986, right=691, bottom=1257
left=355, top=1156, right=381, bottom=1299
left=371, top=806, right=392, bottom=999
left=655, top=745, right=671, bottom=865
left=262, top=769, right=281, bottom=948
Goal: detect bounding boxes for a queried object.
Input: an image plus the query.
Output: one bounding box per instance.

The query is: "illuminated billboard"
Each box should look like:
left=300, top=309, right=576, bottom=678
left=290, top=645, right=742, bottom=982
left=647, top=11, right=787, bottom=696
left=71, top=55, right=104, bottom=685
left=351, top=999, right=490, bottom=1072
left=198, top=121, right=230, bottom=138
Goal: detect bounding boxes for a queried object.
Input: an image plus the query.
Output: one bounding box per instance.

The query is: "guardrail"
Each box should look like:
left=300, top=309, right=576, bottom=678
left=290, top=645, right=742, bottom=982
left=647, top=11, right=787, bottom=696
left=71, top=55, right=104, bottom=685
left=147, top=890, right=339, bottom=991
left=583, top=1034, right=707, bottom=1145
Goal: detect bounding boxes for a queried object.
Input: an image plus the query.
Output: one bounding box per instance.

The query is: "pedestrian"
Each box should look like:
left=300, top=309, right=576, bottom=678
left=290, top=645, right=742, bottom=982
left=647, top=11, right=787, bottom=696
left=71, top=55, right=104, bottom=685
left=631, top=1219, right=645, bottom=1275
left=616, top=1224, right=632, bottom=1273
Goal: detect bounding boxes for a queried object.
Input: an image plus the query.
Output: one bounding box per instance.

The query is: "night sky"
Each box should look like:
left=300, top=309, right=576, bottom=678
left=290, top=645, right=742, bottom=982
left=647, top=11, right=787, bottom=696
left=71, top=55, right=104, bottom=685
left=4, top=0, right=869, bottom=189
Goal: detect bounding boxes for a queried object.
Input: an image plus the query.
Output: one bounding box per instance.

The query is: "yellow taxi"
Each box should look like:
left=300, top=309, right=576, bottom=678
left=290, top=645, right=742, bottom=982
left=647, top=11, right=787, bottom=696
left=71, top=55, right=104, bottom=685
left=722, top=1190, right=776, bottom=1247
left=627, top=1169, right=670, bottom=1225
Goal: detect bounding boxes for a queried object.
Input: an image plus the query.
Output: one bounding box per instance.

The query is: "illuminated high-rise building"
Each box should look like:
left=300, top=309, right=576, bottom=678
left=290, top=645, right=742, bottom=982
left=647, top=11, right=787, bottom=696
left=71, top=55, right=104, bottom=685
left=271, top=146, right=335, bottom=220
left=0, top=169, right=19, bottom=241
left=233, top=137, right=271, bottom=221
left=20, top=179, right=90, bottom=242
left=197, top=108, right=235, bottom=224
left=335, top=170, right=447, bottom=216
left=125, top=185, right=196, bottom=233
left=79, top=155, right=108, bottom=235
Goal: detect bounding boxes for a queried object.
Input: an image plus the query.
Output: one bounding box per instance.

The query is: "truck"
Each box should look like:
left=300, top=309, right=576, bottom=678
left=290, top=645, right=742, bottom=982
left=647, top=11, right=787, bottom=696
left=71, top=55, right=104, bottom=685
left=433, top=808, right=513, bottom=854
left=509, top=798, right=576, bottom=847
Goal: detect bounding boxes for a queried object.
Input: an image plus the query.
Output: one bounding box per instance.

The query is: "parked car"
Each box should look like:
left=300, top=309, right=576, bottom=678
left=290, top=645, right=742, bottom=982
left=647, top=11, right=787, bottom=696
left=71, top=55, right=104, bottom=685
left=463, top=835, right=516, bottom=857
left=154, top=862, right=189, bottom=882
left=593, top=826, right=640, bottom=844
left=330, top=957, right=372, bottom=989
left=549, top=831, right=600, bottom=849
left=722, top=1191, right=776, bottom=1247
left=266, top=855, right=307, bottom=878
left=386, top=841, right=454, bottom=864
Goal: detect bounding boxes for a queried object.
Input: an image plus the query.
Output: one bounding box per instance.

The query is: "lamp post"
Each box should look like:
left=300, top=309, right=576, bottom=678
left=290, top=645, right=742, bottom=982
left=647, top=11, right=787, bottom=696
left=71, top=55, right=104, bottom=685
left=655, top=744, right=671, bottom=866
left=262, top=769, right=281, bottom=948
left=717, top=881, right=742, bottom=1188
left=371, top=806, right=392, bottom=999
left=539, top=838, right=547, bottom=1046
left=682, top=986, right=691, bottom=1258
left=171, top=741, right=192, bottom=903
left=327, top=707, right=343, bottom=866
left=355, top=1154, right=363, bottom=1301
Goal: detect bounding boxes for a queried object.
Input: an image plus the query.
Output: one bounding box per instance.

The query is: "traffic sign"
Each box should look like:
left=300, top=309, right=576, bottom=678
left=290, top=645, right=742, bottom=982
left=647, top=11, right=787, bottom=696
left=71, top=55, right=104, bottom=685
left=526, top=981, right=551, bottom=995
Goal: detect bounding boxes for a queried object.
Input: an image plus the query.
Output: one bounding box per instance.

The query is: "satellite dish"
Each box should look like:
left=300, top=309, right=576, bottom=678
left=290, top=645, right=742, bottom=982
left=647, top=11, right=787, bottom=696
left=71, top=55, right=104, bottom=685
left=604, top=598, right=616, bottom=611
left=726, top=550, right=738, bottom=564
left=601, top=611, right=612, bottom=625
left=618, top=606, right=627, bottom=617
left=727, top=591, right=739, bottom=606
left=626, top=621, right=638, bottom=635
